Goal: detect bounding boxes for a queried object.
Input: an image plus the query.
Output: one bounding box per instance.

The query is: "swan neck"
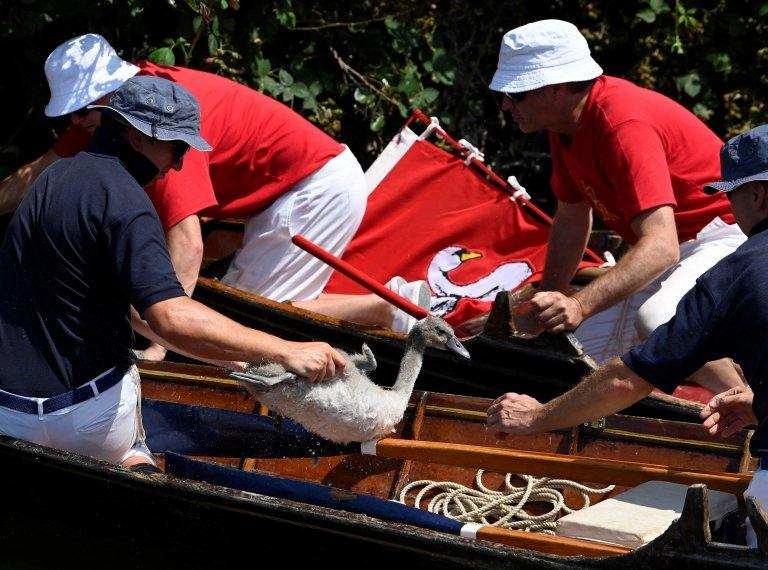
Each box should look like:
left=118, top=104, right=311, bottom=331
left=392, top=335, right=426, bottom=393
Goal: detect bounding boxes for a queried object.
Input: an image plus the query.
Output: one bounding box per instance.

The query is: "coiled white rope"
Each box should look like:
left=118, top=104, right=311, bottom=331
left=398, top=470, right=614, bottom=535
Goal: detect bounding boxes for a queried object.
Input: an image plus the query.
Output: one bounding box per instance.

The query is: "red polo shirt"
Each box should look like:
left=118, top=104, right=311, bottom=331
left=549, top=75, right=734, bottom=245
left=53, top=62, right=344, bottom=230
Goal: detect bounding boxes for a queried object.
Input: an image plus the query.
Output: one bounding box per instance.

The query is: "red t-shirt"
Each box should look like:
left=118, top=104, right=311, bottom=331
left=53, top=62, right=344, bottom=230
left=549, top=76, right=734, bottom=245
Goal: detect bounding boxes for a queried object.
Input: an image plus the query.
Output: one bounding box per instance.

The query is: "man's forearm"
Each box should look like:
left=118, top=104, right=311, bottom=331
left=166, top=215, right=205, bottom=295
left=573, top=235, right=676, bottom=319
left=0, top=151, right=60, bottom=215
left=540, top=202, right=592, bottom=292
left=130, top=307, right=244, bottom=370
left=141, top=215, right=205, bottom=360
left=145, top=296, right=293, bottom=365
left=534, top=358, right=655, bottom=432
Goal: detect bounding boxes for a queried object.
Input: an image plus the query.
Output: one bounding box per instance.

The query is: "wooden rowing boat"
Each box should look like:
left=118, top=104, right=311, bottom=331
left=1, top=361, right=762, bottom=568
left=186, top=220, right=709, bottom=423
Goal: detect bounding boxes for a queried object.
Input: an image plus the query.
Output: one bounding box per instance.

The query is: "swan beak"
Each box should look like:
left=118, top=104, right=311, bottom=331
left=459, top=250, right=483, bottom=263
left=446, top=335, right=471, bottom=359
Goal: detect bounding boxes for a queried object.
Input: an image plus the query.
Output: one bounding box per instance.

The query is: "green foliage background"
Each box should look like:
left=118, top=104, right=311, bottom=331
left=2, top=0, right=767, bottom=211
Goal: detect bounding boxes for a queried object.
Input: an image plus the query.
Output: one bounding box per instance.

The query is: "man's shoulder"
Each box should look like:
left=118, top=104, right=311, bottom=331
left=57, top=153, right=148, bottom=206
left=589, top=76, right=691, bottom=129
left=595, top=76, right=670, bottom=106
left=699, top=235, right=768, bottom=294
left=137, top=60, right=239, bottom=90
left=67, top=152, right=127, bottom=184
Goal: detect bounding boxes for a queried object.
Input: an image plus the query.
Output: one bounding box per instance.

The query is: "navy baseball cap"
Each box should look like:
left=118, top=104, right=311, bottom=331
left=704, top=125, right=768, bottom=194
left=88, top=75, right=212, bottom=151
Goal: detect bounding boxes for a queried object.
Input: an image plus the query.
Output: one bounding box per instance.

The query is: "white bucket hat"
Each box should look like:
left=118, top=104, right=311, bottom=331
left=489, top=19, right=603, bottom=93
left=44, top=33, right=139, bottom=117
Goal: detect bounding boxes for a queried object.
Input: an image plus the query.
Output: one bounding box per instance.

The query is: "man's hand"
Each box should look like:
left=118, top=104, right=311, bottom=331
left=700, top=385, right=756, bottom=437
left=530, top=291, right=585, bottom=333
left=461, top=313, right=489, bottom=336
left=281, top=342, right=347, bottom=382
left=486, top=392, right=543, bottom=435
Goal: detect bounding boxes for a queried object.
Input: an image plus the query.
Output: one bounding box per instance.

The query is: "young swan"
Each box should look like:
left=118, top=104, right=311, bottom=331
left=231, top=316, right=470, bottom=443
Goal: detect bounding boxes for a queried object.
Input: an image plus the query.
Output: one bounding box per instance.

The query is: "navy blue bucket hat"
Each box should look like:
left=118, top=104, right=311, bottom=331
left=89, top=75, right=212, bottom=151
left=704, top=124, right=768, bottom=194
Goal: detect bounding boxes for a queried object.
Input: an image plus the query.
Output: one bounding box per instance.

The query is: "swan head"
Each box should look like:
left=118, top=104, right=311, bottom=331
left=429, top=247, right=483, bottom=273
left=410, top=316, right=470, bottom=359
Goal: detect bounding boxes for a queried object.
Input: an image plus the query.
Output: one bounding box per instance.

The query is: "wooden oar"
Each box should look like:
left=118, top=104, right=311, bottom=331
left=473, top=526, right=630, bottom=557
left=291, top=233, right=430, bottom=319
left=366, top=439, right=752, bottom=495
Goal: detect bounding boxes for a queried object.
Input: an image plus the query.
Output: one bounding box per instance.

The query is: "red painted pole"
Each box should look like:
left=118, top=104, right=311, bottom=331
left=410, top=110, right=605, bottom=265
left=291, top=234, right=430, bottom=319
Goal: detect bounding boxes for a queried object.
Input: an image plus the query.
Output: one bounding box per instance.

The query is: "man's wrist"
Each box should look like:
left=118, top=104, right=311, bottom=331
left=528, top=404, right=547, bottom=433
left=572, top=295, right=586, bottom=320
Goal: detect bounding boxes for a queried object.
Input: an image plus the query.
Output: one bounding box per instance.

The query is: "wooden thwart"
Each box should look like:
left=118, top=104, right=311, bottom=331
left=374, top=439, right=751, bottom=495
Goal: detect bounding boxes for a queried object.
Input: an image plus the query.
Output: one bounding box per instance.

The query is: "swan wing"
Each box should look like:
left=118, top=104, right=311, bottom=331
left=230, top=370, right=297, bottom=392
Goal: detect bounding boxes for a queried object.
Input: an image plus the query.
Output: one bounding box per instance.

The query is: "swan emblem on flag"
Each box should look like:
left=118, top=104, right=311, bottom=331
left=427, top=246, right=533, bottom=316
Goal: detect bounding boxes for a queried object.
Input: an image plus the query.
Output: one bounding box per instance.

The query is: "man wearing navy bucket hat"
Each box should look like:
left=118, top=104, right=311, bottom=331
left=481, top=19, right=747, bottom=396
left=488, top=124, right=768, bottom=549
left=0, top=76, right=345, bottom=470
left=0, top=34, right=432, bottom=351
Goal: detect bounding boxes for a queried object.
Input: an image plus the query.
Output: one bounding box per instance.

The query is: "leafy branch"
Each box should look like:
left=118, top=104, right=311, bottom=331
left=329, top=46, right=401, bottom=108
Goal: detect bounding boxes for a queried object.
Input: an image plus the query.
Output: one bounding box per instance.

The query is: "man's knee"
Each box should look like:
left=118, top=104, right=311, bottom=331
left=635, top=298, right=671, bottom=340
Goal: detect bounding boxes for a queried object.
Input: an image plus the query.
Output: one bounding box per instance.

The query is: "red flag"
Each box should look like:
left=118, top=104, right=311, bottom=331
left=324, top=119, right=599, bottom=327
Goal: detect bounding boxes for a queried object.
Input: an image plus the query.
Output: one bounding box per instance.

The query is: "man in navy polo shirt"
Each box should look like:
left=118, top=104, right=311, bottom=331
left=0, top=76, right=345, bottom=470
left=487, top=124, right=768, bottom=548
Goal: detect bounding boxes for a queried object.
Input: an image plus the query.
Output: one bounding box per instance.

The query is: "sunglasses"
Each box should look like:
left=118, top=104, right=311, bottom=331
left=171, top=140, right=190, bottom=162
left=503, top=91, right=529, bottom=104
left=72, top=106, right=92, bottom=117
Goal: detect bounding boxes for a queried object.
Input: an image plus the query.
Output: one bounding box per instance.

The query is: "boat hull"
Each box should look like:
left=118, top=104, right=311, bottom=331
left=0, top=363, right=763, bottom=568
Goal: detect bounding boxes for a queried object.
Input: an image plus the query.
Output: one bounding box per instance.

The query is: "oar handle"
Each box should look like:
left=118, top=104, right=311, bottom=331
left=370, top=438, right=751, bottom=495
left=291, top=234, right=430, bottom=319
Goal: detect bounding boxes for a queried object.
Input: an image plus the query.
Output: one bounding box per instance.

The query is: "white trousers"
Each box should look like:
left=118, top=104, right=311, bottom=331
left=745, top=469, right=768, bottom=548
left=221, top=146, right=367, bottom=301
left=0, top=365, right=153, bottom=465
left=575, top=218, right=746, bottom=363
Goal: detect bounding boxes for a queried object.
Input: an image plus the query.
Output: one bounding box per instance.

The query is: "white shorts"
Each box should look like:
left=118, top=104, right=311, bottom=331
left=575, top=218, right=746, bottom=363
left=0, top=365, right=153, bottom=465
left=221, top=146, right=367, bottom=301
left=745, top=469, right=768, bottom=548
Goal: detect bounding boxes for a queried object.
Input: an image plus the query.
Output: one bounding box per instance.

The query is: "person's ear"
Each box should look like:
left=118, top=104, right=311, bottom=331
left=124, top=129, right=144, bottom=153
left=756, top=182, right=768, bottom=212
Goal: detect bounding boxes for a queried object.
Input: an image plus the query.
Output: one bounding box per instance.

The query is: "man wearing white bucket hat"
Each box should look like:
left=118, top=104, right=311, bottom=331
left=487, top=19, right=746, bottom=393
left=0, top=75, right=346, bottom=469
left=488, top=124, right=768, bottom=548
left=0, top=34, right=432, bottom=354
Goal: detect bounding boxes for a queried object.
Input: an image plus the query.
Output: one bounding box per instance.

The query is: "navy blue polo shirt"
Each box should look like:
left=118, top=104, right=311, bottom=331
left=622, top=217, right=768, bottom=455
left=0, top=129, right=186, bottom=397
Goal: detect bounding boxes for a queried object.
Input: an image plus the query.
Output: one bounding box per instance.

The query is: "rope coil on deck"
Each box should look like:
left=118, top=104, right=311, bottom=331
left=398, top=470, right=614, bottom=535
